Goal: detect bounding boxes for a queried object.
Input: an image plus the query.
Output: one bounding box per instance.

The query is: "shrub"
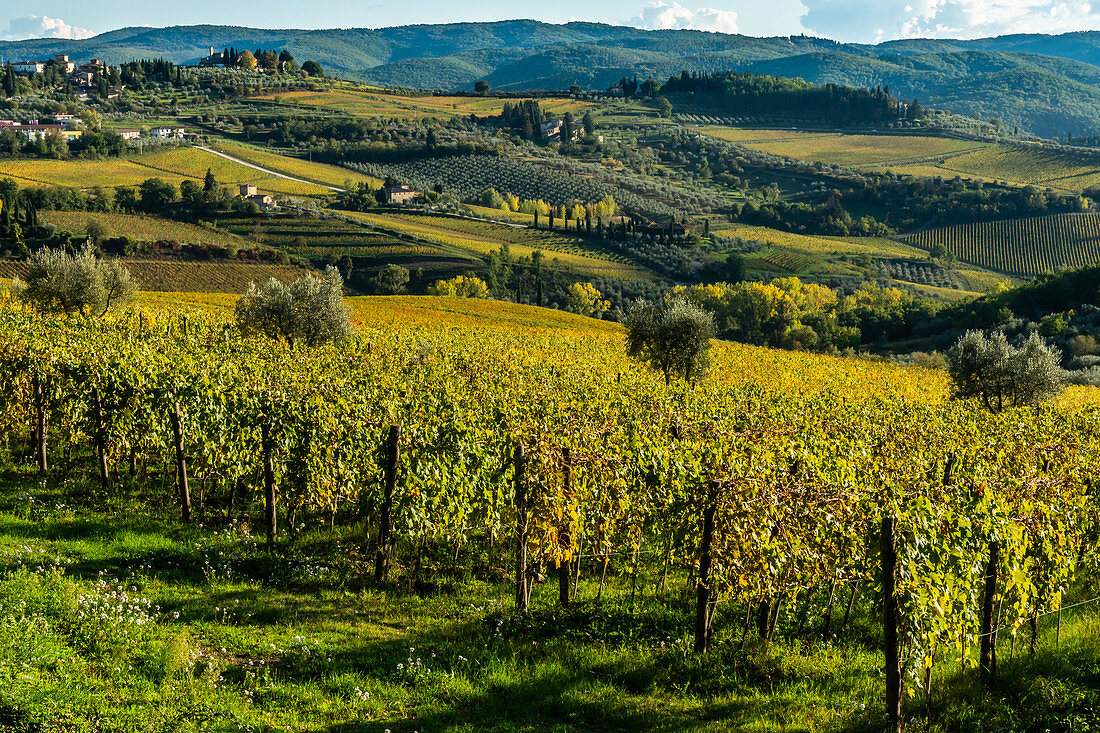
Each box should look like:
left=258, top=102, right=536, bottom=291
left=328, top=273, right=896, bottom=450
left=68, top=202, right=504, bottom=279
left=374, top=264, right=410, bottom=295
left=947, top=330, right=1066, bottom=413
left=235, top=266, right=351, bottom=348
left=624, top=298, right=716, bottom=385
left=14, top=243, right=137, bottom=316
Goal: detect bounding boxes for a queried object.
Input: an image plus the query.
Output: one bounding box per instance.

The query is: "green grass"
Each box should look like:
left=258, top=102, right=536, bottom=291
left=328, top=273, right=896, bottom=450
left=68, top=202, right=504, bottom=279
left=1, top=462, right=1099, bottom=732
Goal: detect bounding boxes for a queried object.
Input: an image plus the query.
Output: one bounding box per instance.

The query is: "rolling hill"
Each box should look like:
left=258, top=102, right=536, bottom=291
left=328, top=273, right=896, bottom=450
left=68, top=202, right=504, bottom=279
left=12, top=23, right=1100, bottom=135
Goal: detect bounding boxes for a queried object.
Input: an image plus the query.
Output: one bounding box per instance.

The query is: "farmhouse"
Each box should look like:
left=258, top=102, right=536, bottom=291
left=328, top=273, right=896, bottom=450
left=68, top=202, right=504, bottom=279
left=641, top=221, right=691, bottom=236
left=116, top=128, right=141, bottom=140
left=381, top=184, right=419, bottom=204
left=151, top=126, right=185, bottom=139
left=239, top=184, right=277, bottom=211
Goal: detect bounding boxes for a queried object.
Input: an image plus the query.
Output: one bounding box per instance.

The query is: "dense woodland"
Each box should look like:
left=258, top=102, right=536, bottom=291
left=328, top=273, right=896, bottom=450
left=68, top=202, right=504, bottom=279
left=660, top=71, right=909, bottom=126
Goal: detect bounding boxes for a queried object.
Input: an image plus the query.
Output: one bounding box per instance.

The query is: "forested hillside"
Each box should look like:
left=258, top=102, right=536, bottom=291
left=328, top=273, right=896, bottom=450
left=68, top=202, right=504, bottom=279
left=11, top=23, right=1100, bottom=135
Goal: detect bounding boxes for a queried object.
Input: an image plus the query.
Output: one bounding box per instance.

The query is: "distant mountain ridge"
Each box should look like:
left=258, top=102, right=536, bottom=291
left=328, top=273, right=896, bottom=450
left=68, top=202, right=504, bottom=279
left=6, top=21, right=1100, bottom=136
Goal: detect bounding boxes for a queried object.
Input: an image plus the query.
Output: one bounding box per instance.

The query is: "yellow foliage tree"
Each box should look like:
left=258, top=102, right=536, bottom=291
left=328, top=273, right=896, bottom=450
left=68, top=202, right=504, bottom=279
left=567, top=282, right=610, bottom=317
left=427, top=275, right=489, bottom=298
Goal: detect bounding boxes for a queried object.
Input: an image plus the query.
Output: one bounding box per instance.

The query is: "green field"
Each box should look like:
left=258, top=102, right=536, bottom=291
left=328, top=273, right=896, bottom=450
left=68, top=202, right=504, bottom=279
left=902, top=212, right=1100, bottom=276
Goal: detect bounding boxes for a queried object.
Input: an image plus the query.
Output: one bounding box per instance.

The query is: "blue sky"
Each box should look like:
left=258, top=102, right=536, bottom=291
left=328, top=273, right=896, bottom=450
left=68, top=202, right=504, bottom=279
left=3, top=0, right=1100, bottom=44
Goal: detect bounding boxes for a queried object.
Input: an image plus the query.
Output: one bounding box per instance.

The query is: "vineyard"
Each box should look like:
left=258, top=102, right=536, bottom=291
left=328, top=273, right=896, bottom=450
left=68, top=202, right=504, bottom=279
left=342, top=210, right=651, bottom=279
left=0, top=259, right=306, bottom=292
left=902, top=212, right=1100, bottom=276
left=1, top=295, right=1100, bottom=729
left=41, top=211, right=251, bottom=251
left=342, top=154, right=682, bottom=219
left=699, top=130, right=1100, bottom=192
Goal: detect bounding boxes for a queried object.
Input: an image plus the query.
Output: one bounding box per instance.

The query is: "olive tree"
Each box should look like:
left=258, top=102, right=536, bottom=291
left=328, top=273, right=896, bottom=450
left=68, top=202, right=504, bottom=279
left=625, top=298, right=716, bottom=385
left=235, top=266, right=351, bottom=348
left=947, top=330, right=1066, bottom=413
left=14, top=243, right=137, bottom=316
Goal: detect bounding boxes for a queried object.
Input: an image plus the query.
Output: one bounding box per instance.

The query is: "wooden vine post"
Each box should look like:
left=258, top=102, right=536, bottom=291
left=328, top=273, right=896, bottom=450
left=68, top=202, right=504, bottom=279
left=514, top=442, right=529, bottom=615
left=558, top=446, right=572, bottom=607
left=694, top=479, right=719, bottom=654
left=91, top=386, right=110, bottom=491
left=882, top=514, right=902, bottom=732
left=261, top=418, right=277, bottom=549
left=168, top=393, right=192, bottom=523
left=33, top=372, right=47, bottom=473
left=979, top=540, right=1000, bottom=687
left=374, top=425, right=400, bottom=583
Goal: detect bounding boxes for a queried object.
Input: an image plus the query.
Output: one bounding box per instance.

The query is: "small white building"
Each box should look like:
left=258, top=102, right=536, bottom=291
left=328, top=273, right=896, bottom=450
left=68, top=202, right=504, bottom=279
left=116, top=128, right=141, bottom=140
left=151, top=126, right=185, bottom=139
left=13, top=61, right=45, bottom=75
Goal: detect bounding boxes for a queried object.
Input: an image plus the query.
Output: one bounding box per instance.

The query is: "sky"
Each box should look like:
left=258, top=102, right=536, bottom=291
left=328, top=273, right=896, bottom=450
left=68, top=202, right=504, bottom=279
left=3, top=0, right=1100, bottom=44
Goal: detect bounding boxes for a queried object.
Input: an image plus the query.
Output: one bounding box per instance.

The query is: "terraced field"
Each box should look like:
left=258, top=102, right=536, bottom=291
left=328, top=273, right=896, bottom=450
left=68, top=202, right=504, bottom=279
left=216, top=215, right=454, bottom=263
left=41, top=211, right=251, bottom=250
left=344, top=210, right=652, bottom=279
left=254, top=87, right=591, bottom=120
left=0, top=258, right=306, bottom=292
left=902, top=212, right=1100, bottom=276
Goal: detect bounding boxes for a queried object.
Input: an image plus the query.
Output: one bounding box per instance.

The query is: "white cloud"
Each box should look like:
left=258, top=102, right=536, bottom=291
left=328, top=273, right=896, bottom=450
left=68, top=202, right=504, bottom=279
left=631, top=1, right=740, bottom=33
left=0, top=16, right=94, bottom=41
left=801, top=0, right=1100, bottom=42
